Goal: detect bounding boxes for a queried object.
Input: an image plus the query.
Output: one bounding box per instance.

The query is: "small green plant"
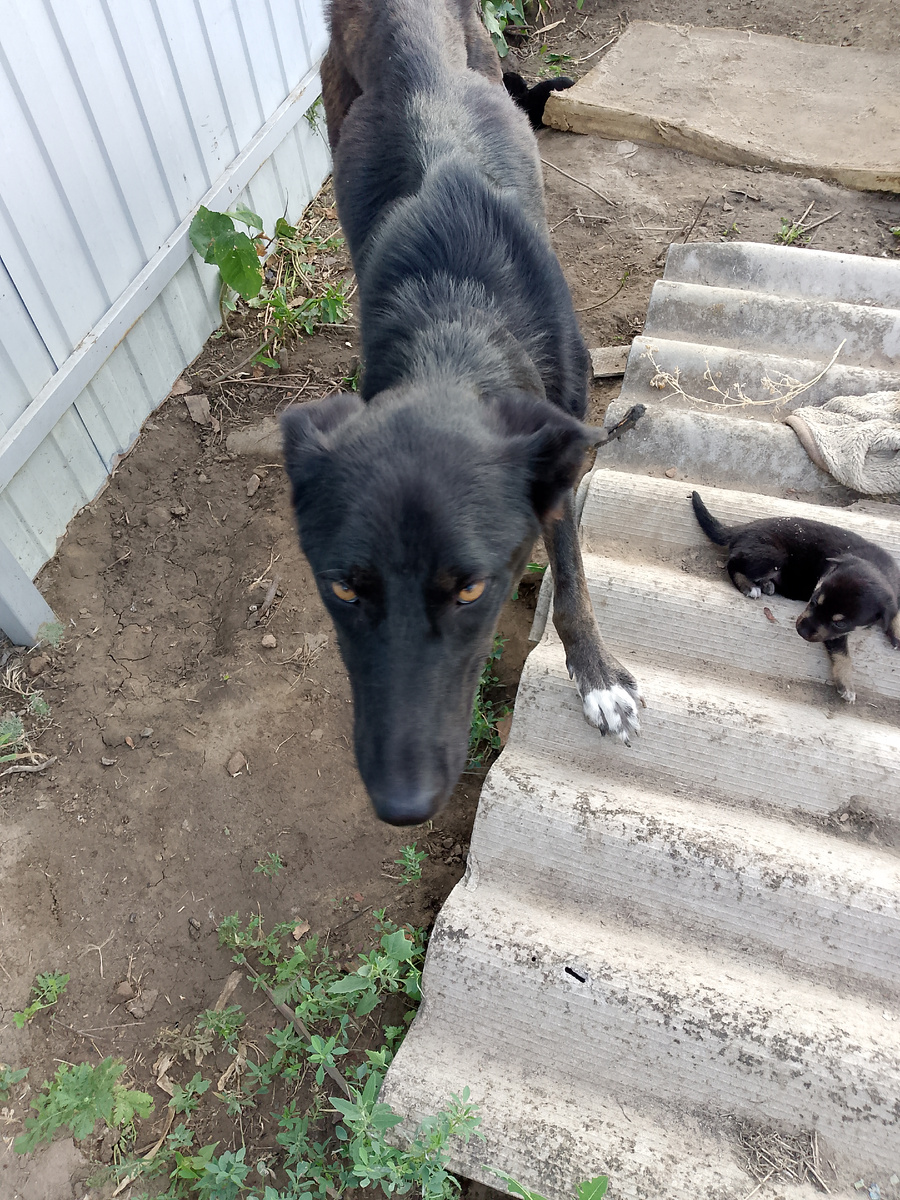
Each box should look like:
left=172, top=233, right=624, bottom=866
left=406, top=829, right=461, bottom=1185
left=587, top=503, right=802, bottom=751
left=492, top=1170, right=609, bottom=1200
left=169, top=1072, right=211, bottom=1117
left=481, top=0, right=527, bottom=56
left=254, top=851, right=285, bottom=879
left=36, top=620, right=65, bottom=648
left=305, top=95, right=326, bottom=136
left=196, top=1003, right=246, bottom=1051
left=721, top=222, right=741, bottom=239
left=0, top=1064, right=28, bottom=1102
left=395, top=843, right=427, bottom=886
left=189, top=205, right=350, bottom=360
left=468, top=635, right=510, bottom=768
left=891, top=226, right=900, bottom=240
left=538, top=45, right=573, bottom=77
left=14, top=1058, right=153, bottom=1154
left=13, top=970, right=69, bottom=1027
left=776, top=216, right=810, bottom=246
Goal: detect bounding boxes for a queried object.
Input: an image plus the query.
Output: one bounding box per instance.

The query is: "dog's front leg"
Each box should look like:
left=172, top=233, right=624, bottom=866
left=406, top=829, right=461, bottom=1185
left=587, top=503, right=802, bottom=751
left=543, top=493, right=644, bottom=744
left=825, top=635, right=855, bottom=703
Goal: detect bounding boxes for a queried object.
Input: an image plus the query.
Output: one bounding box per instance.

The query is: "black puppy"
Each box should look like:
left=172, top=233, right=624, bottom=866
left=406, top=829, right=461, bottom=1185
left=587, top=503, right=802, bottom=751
left=691, top=491, right=900, bottom=703
left=281, top=0, right=643, bottom=825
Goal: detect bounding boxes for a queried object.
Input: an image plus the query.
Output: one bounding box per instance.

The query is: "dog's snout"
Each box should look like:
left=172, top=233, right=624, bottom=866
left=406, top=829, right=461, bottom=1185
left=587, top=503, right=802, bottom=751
left=796, top=610, right=824, bottom=642
left=369, top=781, right=448, bottom=826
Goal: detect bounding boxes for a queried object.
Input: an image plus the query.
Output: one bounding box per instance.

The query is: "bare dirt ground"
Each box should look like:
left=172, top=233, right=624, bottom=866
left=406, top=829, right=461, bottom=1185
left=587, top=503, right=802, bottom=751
left=1, top=2, right=898, bottom=1197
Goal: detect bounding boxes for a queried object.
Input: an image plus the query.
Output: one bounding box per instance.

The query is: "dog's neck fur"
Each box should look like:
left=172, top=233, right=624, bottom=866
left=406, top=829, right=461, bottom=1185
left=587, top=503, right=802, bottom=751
left=360, top=274, right=546, bottom=404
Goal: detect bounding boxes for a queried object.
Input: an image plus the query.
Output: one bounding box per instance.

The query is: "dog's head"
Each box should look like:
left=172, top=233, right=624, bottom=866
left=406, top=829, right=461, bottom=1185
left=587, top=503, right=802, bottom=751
left=796, top=555, right=896, bottom=643
left=282, top=386, right=592, bottom=824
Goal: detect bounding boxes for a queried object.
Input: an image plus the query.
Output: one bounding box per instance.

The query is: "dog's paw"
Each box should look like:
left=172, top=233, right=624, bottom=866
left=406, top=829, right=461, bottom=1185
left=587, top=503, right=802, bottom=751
left=580, top=670, right=645, bottom=745
left=762, top=581, right=776, bottom=596
left=837, top=684, right=857, bottom=704
left=747, top=586, right=762, bottom=599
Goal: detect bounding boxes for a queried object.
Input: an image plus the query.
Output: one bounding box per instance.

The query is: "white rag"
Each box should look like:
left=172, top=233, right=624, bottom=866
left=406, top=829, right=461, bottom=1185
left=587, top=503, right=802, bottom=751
left=784, top=392, right=900, bottom=495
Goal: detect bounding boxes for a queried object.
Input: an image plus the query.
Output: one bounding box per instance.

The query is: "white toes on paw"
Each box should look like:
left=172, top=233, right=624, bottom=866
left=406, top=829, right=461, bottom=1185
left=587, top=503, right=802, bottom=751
left=748, top=586, right=761, bottom=599
left=582, top=684, right=640, bottom=742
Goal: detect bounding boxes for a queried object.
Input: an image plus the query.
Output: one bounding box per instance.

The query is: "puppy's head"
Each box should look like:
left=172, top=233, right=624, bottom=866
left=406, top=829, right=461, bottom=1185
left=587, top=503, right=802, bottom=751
left=796, top=555, right=895, bottom=643
left=282, top=385, right=591, bottom=824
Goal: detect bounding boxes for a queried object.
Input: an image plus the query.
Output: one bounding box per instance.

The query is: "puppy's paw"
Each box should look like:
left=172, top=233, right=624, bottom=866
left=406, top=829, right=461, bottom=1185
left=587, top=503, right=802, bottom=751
left=762, top=581, right=776, bottom=596
left=747, top=586, right=762, bottom=599
left=837, top=684, right=856, bottom=704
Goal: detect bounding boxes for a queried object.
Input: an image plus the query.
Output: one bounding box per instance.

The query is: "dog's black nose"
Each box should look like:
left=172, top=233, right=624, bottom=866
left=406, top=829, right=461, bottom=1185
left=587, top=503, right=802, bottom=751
left=369, top=782, right=448, bottom=826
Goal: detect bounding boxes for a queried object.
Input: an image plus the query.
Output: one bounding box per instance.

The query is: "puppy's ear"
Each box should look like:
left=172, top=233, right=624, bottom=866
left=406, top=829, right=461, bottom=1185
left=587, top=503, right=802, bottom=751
left=491, top=392, right=594, bottom=521
left=281, top=393, right=365, bottom=494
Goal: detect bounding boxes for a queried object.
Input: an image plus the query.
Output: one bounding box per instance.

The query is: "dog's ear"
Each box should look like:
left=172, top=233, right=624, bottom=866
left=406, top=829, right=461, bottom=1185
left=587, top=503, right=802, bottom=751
left=491, top=392, right=594, bottom=521
left=281, top=393, right=365, bottom=491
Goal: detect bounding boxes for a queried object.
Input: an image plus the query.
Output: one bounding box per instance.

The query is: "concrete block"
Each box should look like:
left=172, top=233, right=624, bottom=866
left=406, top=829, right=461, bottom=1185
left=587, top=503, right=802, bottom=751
left=544, top=22, right=900, bottom=193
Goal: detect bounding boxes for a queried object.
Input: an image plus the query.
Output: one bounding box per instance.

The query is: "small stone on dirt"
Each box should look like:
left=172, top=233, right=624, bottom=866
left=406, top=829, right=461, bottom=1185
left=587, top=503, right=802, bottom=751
left=184, top=393, right=220, bottom=432
left=170, top=504, right=187, bottom=517
left=310, top=729, right=324, bottom=742
left=100, top=756, right=118, bottom=767
left=27, top=655, right=48, bottom=677
left=126, top=987, right=158, bottom=1019
left=292, top=921, right=310, bottom=940
left=188, top=917, right=201, bottom=940
left=114, top=980, right=136, bottom=1000
left=246, top=473, right=261, bottom=497
left=261, top=633, right=277, bottom=648
left=664, top=467, right=678, bottom=478
left=227, top=751, right=247, bottom=776
left=141, top=727, right=153, bottom=738
left=169, top=375, right=192, bottom=396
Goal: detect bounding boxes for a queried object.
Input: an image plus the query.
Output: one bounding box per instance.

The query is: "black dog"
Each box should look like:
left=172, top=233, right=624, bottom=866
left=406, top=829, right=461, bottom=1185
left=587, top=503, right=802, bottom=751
left=281, top=0, right=642, bottom=825
left=691, top=491, right=900, bottom=703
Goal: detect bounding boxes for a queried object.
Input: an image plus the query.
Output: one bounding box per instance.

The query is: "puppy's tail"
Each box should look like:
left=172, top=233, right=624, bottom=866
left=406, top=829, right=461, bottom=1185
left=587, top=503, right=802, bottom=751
left=691, top=491, right=731, bottom=545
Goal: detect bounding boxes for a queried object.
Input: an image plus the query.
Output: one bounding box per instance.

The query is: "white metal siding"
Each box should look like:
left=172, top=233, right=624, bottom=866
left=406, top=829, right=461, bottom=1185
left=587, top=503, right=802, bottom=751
left=0, top=0, right=331, bottom=634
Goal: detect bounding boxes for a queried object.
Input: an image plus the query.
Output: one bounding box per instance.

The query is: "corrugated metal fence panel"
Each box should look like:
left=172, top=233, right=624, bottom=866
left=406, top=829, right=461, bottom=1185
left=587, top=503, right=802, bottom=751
left=0, top=119, right=330, bottom=578
left=0, top=0, right=331, bottom=610
left=0, top=0, right=328, bottom=362
left=0, top=258, right=57, bottom=435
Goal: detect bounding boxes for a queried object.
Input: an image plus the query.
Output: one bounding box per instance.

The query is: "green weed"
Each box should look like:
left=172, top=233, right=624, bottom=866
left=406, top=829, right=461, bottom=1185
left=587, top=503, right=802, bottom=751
left=493, top=1169, right=609, bottom=1200
left=13, top=970, right=69, bottom=1028
left=1, top=666, right=54, bottom=769
left=468, top=635, right=510, bottom=768
left=0, top=1064, right=28, bottom=1102
left=13, top=1058, right=153, bottom=1154
left=254, top=852, right=285, bottom=879
left=538, top=46, right=573, bottom=77
left=188, top=206, right=350, bottom=358
left=775, top=216, right=810, bottom=246
left=395, top=843, right=427, bottom=886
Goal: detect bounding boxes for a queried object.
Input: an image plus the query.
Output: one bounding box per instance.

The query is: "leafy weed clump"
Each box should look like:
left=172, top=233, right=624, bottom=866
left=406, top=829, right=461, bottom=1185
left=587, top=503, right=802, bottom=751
left=468, top=635, right=510, bottom=768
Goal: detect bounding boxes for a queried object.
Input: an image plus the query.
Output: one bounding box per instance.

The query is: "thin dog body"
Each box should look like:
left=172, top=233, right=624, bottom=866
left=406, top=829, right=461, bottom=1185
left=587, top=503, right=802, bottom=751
left=281, top=0, right=642, bottom=824
left=691, top=491, right=900, bottom=702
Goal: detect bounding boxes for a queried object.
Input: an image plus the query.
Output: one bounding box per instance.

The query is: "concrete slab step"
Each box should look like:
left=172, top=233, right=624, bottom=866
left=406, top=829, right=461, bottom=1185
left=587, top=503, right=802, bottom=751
left=471, top=753, right=900, bottom=1001
left=513, top=640, right=900, bottom=833
left=391, top=884, right=900, bottom=1179
left=619, top=334, right=900, bottom=417
left=383, top=1044, right=780, bottom=1200
left=579, top=470, right=900, bottom=560
left=645, top=280, right=900, bottom=372
left=578, top=552, right=900, bottom=702
left=542, top=21, right=900, bottom=192
left=662, top=242, right=900, bottom=309
left=596, top=402, right=832, bottom=496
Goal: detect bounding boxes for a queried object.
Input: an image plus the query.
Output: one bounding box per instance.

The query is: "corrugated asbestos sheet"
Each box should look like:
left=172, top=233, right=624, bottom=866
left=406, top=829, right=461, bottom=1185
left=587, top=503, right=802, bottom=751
left=0, top=0, right=330, bottom=613
left=383, top=244, right=900, bottom=1200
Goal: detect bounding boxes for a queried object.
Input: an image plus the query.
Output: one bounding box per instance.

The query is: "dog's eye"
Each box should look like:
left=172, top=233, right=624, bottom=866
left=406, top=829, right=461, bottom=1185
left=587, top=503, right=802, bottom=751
left=457, top=579, right=486, bottom=605
left=331, top=581, right=358, bottom=603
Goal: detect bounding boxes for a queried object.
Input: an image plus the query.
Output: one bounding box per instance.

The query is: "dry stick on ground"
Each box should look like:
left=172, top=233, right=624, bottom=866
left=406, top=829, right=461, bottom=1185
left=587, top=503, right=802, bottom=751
left=642, top=340, right=845, bottom=410
left=575, top=274, right=629, bottom=313
left=681, top=195, right=710, bottom=244
left=0, top=756, right=57, bottom=778
left=246, top=964, right=353, bottom=1098
left=541, top=157, right=617, bottom=207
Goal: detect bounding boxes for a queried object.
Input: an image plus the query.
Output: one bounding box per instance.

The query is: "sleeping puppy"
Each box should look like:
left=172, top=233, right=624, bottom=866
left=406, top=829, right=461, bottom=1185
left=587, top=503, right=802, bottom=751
left=281, top=0, right=643, bottom=826
left=691, top=491, right=900, bottom=703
